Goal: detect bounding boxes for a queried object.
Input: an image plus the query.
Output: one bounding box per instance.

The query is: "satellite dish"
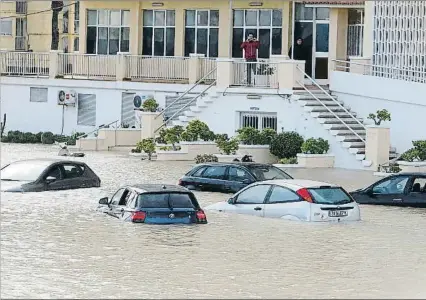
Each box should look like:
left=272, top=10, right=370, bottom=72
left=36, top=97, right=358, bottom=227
left=133, top=95, right=142, bottom=109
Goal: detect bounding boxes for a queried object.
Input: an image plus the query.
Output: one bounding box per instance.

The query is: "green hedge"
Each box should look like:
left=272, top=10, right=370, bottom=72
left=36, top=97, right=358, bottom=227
left=1, top=130, right=86, bottom=145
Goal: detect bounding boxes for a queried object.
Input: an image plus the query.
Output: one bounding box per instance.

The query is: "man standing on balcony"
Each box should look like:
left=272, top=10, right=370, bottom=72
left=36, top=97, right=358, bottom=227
left=241, top=34, right=260, bottom=86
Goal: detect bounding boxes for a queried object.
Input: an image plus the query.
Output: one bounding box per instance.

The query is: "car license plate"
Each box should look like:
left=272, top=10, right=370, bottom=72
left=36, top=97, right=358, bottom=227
left=328, top=210, right=348, bottom=217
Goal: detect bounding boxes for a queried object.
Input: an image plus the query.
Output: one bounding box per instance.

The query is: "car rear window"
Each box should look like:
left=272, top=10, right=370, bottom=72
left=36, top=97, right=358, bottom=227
left=248, top=165, right=292, bottom=181
left=308, top=187, right=353, bottom=205
left=137, top=192, right=198, bottom=209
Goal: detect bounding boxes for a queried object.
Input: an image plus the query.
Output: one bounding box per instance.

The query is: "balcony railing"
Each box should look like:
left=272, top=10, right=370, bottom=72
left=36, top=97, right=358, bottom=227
left=0, top=52, right=49, bottom=77
left=58, top=53, right=116, bottom=80
left=199, top=57, right=217, bottom=82
left=231, top=60, right=279, bottom=88
left=125, top=56, right=189, bottom=82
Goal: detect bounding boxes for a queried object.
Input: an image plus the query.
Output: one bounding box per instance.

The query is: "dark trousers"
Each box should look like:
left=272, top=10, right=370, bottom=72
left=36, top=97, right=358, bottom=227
left=246, top=58, right=257, bottom=85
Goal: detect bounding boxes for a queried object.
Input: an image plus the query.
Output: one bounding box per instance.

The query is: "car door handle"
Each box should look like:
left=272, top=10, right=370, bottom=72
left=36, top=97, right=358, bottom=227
left=254, top=207, right=262, bottom=211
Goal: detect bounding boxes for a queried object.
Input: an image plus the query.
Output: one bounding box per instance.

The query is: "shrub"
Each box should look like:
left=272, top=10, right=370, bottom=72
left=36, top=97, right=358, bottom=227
left=368, top=109, right=391, bottom=126
left=237, top=127, right=261, bottom=145
left=155, top=128, right=167, bottom=144
left=182, top=120, right=213, bottom=142
left=136, top=138, right=156, bottom=160
left=142, top=98, right=159, bottom=112
left=131, top=148, right=141, bottom=153
left=41, top=132, right=55, bottom=144
left=259, top=128, right=277, bottom=145
left=159, top=145, right=181, bottom=151
left=301, top=138, right=330, bottom=154
left=269, top=131, right=304, bottom=159
left=399, top=140, right=426, bottom=162
left=279, top=157, right=297, bottom=164
left=216, top=136, right=239, bottom=155
left=164, top=126, right=184, bottom=150
left=195, top=154, right=218, bottom=164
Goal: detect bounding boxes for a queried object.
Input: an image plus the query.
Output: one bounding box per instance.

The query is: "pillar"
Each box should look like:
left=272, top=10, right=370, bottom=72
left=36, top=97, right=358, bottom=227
left=329, top=8, right=348, bottom=75
left=188, top=53, right=204, bottom=84
left=216, top=58, right=233, bottom=90
left=277, top=60, right=305, bottom=90
left=365, top=125, right=390, bottom=171
left=349, top=57, right=372, bottom=75
left=174, top=8, right=184, bottom=56
left=140, top=112, right=164, bottom=139
left=116, top=53, right=126, bottom=81
left=49, top=50, right=63, bottom=79
left=363, top=1, right=374, bottom=59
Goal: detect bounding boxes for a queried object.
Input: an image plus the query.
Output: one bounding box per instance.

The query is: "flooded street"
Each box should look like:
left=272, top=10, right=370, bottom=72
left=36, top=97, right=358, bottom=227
left=1, top=143, right=426, bottom=299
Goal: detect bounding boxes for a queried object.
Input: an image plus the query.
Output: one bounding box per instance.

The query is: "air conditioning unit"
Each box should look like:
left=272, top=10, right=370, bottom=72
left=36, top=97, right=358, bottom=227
left=133, top=94, right=154, bottom=110
left=58, top=90, right=77, bottom=106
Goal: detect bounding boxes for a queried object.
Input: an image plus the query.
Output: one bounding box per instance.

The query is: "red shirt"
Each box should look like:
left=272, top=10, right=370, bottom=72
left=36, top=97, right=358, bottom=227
left=241, top=40, right=260, bottom=59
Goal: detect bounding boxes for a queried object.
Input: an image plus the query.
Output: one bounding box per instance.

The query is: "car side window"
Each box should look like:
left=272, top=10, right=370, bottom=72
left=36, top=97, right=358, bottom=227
left=118, top=189, right=132, bottom=206
left=192, top=166, right=207, bottom=177
left=62, top=164, right=84, bottom=179
left=372, top=176, right=409, bottom=195
left=111, top=188, right=125, bottom=205
left=126, top=192, right=138, bottom=208
left=411, top=177, right=426, bottom=193
left=45, top=166, right=62, bottom=180
left=267, top=186, right=300, bottom=204
left=235, top=184, right=271, bottom=204
left=202, top=166, right=227, bottom=180
left=228, top=167, right=252, bottom=182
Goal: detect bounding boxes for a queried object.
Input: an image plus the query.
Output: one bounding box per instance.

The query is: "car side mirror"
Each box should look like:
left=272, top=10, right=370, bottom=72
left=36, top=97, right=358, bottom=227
left=228, top=198, right=235, bottom=205
left=45, top=176, right=57, bottom=183
left=242, top=179, right=251, bottom=184
left=366, top=189, right=374, bottom=196
left=99, top=197, right=109, bottom=205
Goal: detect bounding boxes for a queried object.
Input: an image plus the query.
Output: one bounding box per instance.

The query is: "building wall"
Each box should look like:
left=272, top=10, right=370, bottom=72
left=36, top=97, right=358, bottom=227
left=330, top=71, right=426, bottom=153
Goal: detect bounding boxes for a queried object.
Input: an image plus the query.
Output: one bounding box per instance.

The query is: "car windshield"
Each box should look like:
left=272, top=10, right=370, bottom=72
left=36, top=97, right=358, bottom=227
left=308, top=187, right=353, bottom=205
left=248, top=165, right=292, bottom=181
left=1, top=161, right=50, bottom=181
left=137, top=192, right=198, bottom=209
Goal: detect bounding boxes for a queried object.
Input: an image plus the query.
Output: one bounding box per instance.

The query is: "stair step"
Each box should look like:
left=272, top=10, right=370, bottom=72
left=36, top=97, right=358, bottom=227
left=336, top=136, right=365, bottom=142
left=356, top=154, right=366, bottom=161
left=330, top=129, right=366, bottom=136
left=299, top=100, right=345, bottom=107
left=349, top=148, right=397, bottom=155
left=310, top=107, right=353, bottom=113
left=312, top=112, right=358, bottom=118
left=184, top=110, right=197, bottom=117
left=325, top=124, right=365, bottom=130
left=190, top=106, right=202, bottom=113
left=321, top=119, right=364, bottom=125
left=342, top=141, right=365, bottom=148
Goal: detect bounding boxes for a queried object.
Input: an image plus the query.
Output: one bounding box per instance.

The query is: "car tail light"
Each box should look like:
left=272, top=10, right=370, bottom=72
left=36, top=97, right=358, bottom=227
left=296, top=188, right=313, bottom=203
left=131, top=211, right=146, bottom=223
left=196, top=209, right=207, bottom=224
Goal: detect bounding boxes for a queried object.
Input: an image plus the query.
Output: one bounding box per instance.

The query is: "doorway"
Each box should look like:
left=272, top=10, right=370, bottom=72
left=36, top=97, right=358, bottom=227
left=293, top=3, right=330, bottom=84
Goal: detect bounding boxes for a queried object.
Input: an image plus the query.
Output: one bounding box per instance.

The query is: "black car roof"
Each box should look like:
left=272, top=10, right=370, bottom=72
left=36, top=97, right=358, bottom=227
left=196, top=162, right=273, bottom=168
left=9, top=158, right=86, bottom=165
left=127, top=184, right=190, bottom=194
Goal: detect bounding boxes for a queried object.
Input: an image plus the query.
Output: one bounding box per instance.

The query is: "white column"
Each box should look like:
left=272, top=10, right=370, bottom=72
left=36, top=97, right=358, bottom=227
left=216, top=58, right=233, bottom=90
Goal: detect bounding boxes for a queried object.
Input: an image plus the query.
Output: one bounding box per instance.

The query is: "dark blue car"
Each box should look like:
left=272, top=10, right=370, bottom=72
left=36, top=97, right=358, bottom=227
left=97, top=184, right=207, bottom=224
left=178, top=162, right=293, bottom=194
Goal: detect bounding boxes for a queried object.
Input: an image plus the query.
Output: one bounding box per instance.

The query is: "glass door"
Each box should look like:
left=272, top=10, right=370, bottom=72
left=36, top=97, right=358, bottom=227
left=313, top=8, right=330, bottom=83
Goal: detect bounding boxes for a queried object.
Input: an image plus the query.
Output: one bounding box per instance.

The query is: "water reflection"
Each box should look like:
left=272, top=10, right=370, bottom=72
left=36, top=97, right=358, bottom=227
left=1, top=144, right=426, bottom=299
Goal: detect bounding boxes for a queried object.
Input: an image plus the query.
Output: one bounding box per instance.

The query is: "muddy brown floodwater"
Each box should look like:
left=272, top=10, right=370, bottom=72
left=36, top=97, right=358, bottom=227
left=1, top=143, right=425, bottom=299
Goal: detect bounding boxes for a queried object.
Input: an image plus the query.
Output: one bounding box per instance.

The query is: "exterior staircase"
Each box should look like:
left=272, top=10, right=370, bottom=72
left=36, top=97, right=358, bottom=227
left=294, top=88, right=397, bottom=166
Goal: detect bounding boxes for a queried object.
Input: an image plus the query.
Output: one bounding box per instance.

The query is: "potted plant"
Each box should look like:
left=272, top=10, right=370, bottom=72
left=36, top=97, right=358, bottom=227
left=297, top=137, right=334, bottom=168
left=396, top=140, right=426, bottom=172
left=142, top=97, right=160, bottom=113
left=136, top=138, right=156, bottom=160
left=163, top=125, right=184, bottom=151
left=270, top=131, right=304, bottom=160
left=367, top=109, right=391, bottom=126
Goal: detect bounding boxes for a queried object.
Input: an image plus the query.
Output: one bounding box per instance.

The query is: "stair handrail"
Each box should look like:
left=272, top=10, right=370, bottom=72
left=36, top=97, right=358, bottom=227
left=155, top=67, right=218, bottom=120
left=297, top=65, right=366, bottom=130
left=154, top=80, right=216, bottom=133
left=75, top=119, right=119, bottom=140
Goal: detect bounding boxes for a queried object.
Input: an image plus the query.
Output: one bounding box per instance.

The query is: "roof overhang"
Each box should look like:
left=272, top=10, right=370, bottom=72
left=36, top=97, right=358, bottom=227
left=297, top=0, right=365, bottom=8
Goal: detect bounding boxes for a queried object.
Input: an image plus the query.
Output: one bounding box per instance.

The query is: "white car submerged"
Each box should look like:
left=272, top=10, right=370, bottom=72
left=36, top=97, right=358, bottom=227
left=205, top=180, right=361, bottom=222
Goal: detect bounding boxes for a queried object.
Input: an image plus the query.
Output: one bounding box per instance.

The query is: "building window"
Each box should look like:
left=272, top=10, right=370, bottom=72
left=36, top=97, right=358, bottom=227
left=232, top=9, right=282, bottom=59
left=74, top=1, right=80, bottom=34
left=347, top=9, right=364, bottom=57
left=61, top=37, right=69, bottom=53
left=74, top=37, right=79, bottom=52
left=239, top=112, right=277, bottom=131
left=142, top=10, right=175, bottom=56
left=63, top=8, right=69, bottom=34
left=121, top=93, right=136, bottom=127
left=184, top=10, right=219, bottom=57
left=15, top=17, right=27, bottom=50
left=77, top=94, right=96, bottom=126
left=86, top=9, right=130, bottom=55
left=16, top=0, right=27, bottom=14
left=30, top=87, right=48, bottom=103
left=0, top=19, right=13, bottom=36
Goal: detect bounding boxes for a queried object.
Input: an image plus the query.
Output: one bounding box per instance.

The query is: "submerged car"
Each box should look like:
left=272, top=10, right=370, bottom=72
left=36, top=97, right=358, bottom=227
left=205, top=180, right=361, bottom=222
left=97, top=184, right=208, bottom=224
left=178, top=162, right=293, bottom=193
left=350, top=172, right=426, bottom=208
left=1, top=158, right=101, bottom=192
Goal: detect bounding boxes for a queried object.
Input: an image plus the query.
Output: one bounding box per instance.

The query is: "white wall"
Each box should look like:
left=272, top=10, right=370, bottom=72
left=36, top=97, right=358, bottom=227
left=199, top=92, right=363, bottom=169
left=0, top=77, right=205, bottom=135
left=330, top=71, right=426, bottom=153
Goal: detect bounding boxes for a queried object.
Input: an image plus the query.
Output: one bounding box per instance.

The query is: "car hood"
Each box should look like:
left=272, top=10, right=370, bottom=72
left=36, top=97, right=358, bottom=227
left=1, top=181, right=26, bottom=192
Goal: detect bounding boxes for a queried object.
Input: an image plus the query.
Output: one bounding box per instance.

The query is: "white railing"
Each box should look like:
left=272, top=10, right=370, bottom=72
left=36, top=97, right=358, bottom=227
left=199, top=57, right=217, bottom=81
left=333, top=59, right=426, bottom=84
left=125, top=56, right=189, bottom=82
left=58, top=53, right=116, bottom=80
left=0, top=51, right=49, bottom=77
left=231, top=60, right=279, bottom=88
